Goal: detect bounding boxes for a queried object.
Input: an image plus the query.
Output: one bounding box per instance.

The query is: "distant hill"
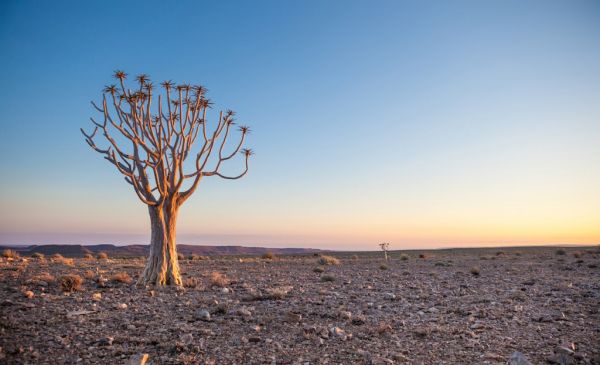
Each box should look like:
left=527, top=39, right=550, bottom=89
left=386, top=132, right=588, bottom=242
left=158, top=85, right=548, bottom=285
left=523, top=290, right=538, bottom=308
left=0, top=244, right=324, bottom=257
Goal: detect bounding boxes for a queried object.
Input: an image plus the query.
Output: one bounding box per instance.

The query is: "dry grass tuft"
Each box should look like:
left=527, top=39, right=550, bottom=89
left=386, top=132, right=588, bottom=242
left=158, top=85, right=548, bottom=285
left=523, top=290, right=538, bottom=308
left=262, top=251, right=275, bottom=260
left=379, top=264, right=389, bottom=270
left=2, top=249, right=19, bottom=259
left=97, top=252, right=109, bottom=260
left=189, top=254, right=209, bottom=260
left=59, top=274, right=83, bottom=292
left=265, top=286, right=292, bottom=299
left=83, top=253, right=94, bottom=260
left=318, top=255, right=340, bottom=266
left=51, top=254, right=74, bottom=266
left=83, top=270, right=96, bottom=280
left=210, top=272, right=230, bottom=287
left=31, top=252, right=45, bottom=260
left=399, top=253, right=409, bottom=261
left=183, top=277, right=200, bottom=288
left=29, top=272, right=55, bottom=284
left=111, top=272, right=132, bottom=284
left=313, top=266, right=325, bottom=273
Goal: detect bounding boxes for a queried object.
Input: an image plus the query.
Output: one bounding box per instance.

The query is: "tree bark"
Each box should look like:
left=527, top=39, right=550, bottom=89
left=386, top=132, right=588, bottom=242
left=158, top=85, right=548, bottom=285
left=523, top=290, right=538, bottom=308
left=138, top=201, right=182, bottom=286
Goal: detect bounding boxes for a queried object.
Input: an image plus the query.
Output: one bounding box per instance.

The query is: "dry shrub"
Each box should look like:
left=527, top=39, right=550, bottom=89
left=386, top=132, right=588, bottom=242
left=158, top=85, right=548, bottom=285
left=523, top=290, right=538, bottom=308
left=83, top=270, right=96, bottom=280
left=374, top=322, right=393, bottom=335
left=51, top=254, right=74, bottom=266
left=97, top=252, right=109, bottom=260
left=573, top=251, right=583, bottom=258
left=111, top=272, right=132, bottom=284
left=555, top=249, right=566, bottom=256
left=470, top=267, right=480, bottom=276
left=496, top=251, right=506, bottom=256
left=210, top=272, right=230, bottom=287
left=183, top=277, right=200, bottom=288
left=83, top=253, right=94, bottom=260
left=59, top=274, right=83, bottom=292
left=418, top=253, right=427, bottom=259
left=29, top=272, right=55, bottom=284
left=379, top=264, right=389, bottom=270
left=320, top=274, right=335, bottom=282
left=318, top=255, right=340, bottom=266
left=313, top=266, right=325, bottom=273
left=177, top=253, right=185, bottom=260
left=262, top=252, right=275, bottom=260
left=265, top=286, right=292, bottom=299
left=189, top=254, right=208, bottom=261
left=399, top=253, right=409, bottom=261
left=2, top=249, right=19, bottom=259
left=31, top=252, right=45, bottom=260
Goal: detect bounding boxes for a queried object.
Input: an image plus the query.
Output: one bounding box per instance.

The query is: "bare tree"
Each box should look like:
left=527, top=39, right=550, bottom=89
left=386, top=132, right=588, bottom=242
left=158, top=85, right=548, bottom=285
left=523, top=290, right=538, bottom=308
left=379, top=242, right=390, bottom=261
left=81, top=71, right=252, bottom=286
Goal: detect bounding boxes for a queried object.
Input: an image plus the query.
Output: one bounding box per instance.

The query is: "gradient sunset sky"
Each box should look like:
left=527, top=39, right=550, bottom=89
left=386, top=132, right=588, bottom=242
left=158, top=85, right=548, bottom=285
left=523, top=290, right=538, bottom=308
left=1, top=1, right=599, bottom=250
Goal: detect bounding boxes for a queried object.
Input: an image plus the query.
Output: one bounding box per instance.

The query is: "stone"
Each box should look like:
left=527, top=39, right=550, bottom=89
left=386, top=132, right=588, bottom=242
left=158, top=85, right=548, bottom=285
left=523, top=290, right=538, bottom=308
left=508, top=352, right=533, bottom=365
left=116, top=303, right=128, bottom=310
left=339, top=310, right=352, bottom=320
left=384, top=293, right=396, bottom=300
left=97, top=337, right=114, bottom=347
left=128, top=353, right=149, bottom=365
left=237, top=308, right=252, bottom=318
left=92, top=293, right=102, bottom=301
left=24, top=291, right=34, bottom=299
left=196, top=309, right=211, bottom=321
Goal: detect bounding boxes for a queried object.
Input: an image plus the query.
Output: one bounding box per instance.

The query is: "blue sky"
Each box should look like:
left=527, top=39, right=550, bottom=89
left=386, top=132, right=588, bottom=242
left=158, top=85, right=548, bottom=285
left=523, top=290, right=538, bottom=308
left=1, top=0, right=599, bottom=249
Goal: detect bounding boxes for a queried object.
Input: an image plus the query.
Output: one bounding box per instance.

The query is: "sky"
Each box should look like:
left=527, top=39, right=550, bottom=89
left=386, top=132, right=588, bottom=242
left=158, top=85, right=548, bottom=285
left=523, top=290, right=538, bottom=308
left=0, top=0, right=599, bottom=250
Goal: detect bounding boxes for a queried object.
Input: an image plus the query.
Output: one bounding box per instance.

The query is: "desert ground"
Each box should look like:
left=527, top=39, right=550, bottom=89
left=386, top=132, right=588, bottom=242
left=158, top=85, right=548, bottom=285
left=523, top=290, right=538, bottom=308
left=1, top=246, right=599, bottom=365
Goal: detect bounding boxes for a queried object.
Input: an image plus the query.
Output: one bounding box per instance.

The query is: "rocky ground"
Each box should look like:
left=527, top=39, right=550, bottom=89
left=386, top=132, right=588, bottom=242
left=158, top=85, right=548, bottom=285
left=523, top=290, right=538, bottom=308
left=1, top=246, right=599, bottom=365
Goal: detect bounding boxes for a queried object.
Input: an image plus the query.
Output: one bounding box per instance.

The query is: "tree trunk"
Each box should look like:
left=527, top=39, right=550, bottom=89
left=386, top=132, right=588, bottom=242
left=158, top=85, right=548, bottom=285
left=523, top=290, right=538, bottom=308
left=138, top=202, right=182, bottom=286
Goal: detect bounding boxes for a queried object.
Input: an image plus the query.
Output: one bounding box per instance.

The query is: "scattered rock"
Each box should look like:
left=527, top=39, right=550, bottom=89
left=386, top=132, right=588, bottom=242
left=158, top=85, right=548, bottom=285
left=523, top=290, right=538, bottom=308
left=508, top=351, right=533, bottom=365
left=128, top=353, right=149, bottom=365
left=196, top=309, right=211, bottom=321
left=116, top=303, right=128, bottom=310
left=23, top=291, right=34, bottom=299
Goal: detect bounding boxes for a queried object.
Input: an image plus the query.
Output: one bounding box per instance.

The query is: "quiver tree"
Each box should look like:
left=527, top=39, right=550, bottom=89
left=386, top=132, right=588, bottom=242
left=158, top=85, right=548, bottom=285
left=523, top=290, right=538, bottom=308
left=81, top=71, right=252, bottom=286
left=379, top=242, right=390, bottom=261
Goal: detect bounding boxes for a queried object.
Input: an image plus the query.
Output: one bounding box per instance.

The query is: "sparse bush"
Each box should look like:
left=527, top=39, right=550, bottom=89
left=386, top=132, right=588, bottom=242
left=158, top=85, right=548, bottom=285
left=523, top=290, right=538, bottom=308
left=573, top=251, right=583, bottom=258
left=262, top=251, right=275, bottom=260
left=210, top=272, right=230, bottom=287
left=470, top=267, right=480, bottom=276
left=399, top=253, right=409, bottom=261
left=352, top=254, right=359, bottom=260
left=183, top=277, right=200, bottom=288
left=189, top=254, right=208, bottom=260
left=59, top=274, right=83, bottom=292
left=97, top=252, right=109, bottom=260
left=111, top=272, right=132, bottom=284
left=83, top=253, right=94, bottom=260
left=379, top=264, right=389, bottom=270
left=2, top=249, right=19, bottom=259
left=29, top=272, right=55, bottom=284
left=313, top=266, right=325, bottom=273
left=555, top=249, right=566, bottom=256
left=418, top=253, right=427, bottom=259
left=31, top=252, right=45, bottom=260
left=51, top=253, right=74, bottom=266
left=514, top=251, right=523, bottom=256
left=320, top=274, right=335, bottom=282
left=177, top=253, right=185, bottom=260
left=83, top=270, right=96, bottom=280
left=495, top=251, right=506, bottom=256
left=318, top=255, right=340, bottom=266
left=265, top=286, right=291, bottom=299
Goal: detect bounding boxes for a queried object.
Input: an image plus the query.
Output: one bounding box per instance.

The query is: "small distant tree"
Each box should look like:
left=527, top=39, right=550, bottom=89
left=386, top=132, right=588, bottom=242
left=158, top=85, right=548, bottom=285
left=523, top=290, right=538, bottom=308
left=81, top=71, right=252, bottom=286
left=379, top=242, right=390, bottom=261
